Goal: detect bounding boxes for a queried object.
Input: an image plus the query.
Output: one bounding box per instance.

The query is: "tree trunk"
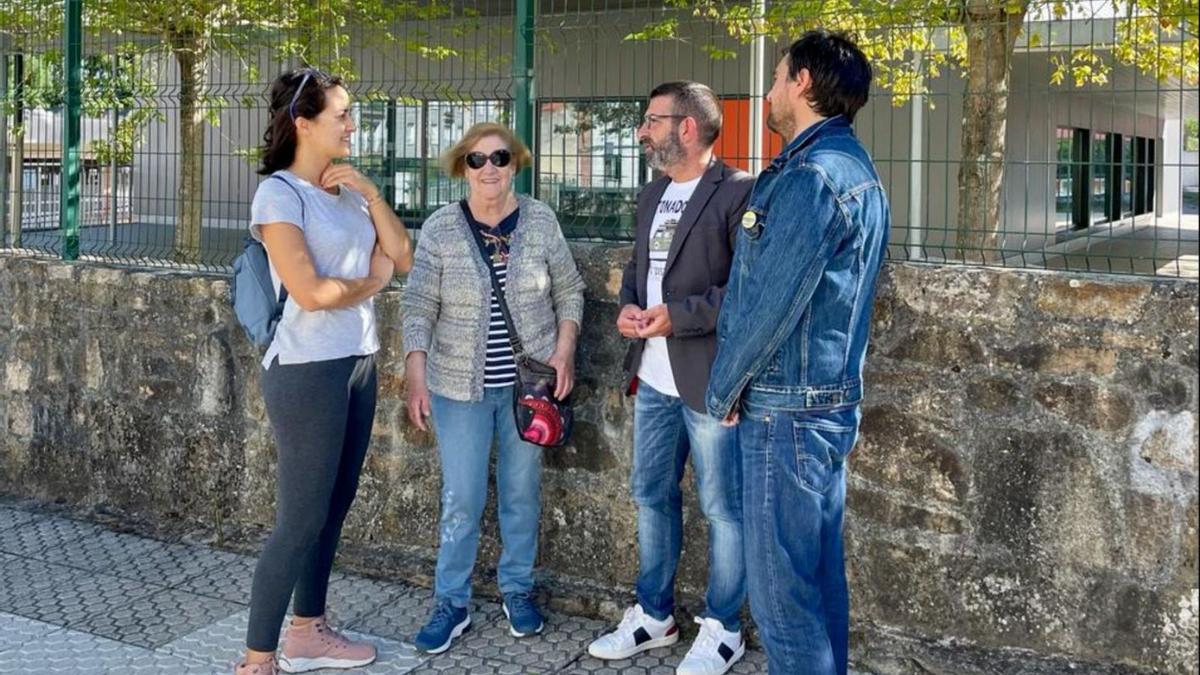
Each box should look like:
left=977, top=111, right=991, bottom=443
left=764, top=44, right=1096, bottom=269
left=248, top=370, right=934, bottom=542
left=173, top=35, right=206, bottom=263
left=955, top=1, right=1027, bottom=262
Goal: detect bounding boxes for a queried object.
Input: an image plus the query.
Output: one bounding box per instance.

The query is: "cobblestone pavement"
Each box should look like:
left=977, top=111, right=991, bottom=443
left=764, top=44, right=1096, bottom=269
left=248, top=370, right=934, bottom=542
left=0, top=505, right=771, bottom=674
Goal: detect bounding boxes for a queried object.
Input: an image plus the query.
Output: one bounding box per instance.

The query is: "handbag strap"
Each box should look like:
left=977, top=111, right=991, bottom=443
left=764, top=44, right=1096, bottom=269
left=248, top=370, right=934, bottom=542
left=462, top=201, right=528, bottom=361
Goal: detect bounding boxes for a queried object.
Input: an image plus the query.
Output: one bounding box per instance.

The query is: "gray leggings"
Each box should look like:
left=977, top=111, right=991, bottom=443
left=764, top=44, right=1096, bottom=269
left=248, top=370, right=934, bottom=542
left=245, top=354, right=377, bottom=652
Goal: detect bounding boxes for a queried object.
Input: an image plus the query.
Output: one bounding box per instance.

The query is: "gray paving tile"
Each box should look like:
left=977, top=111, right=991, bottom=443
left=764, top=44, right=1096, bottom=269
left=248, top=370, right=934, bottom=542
left=346, top=589, right=502, bottom=644
left=0, top=517, right=106, bottom=558
left=0, top=553, right=79, bottom=611
left=322, top=572, right=412, bottom=626
left=452, top=608, right=610, bottom=673
left=408, top=653, right=526, bottom=674
left=564, top=638, right=768, bottom=674
left=174, top=556, right=257, bottom=605
left=74, top=588, right=244, bottom=649
left=0, top=509, right=40, bottom=533
left=2, top=570, right=161, bottom=629
left=158, top=609, right=253, bottom=667
left=105, top=541, right=244, bottom=587
left=0, top=625, right=219, bottom=674
left=174, top=559, right=413, bottom=623
left=0, top=613, right=62, bottom=656
left=43, top=529, right=163, bottom=573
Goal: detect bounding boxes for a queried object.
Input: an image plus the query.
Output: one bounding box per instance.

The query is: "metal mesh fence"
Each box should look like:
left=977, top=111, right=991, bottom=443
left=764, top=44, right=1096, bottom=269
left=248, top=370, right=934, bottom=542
left=2, top=0, right=1197, bottom=277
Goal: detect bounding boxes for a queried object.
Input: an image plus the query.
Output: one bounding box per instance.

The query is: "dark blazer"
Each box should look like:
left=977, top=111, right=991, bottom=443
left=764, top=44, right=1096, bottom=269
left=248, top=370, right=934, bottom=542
left=619, top=158, right=754, bottom=412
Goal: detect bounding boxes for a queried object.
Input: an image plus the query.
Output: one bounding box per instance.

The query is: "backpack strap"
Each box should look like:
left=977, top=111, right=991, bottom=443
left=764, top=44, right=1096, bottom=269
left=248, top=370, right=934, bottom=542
left=262, top=172, right=306, bottom=305
left=268, top=173, right=306, bottom=226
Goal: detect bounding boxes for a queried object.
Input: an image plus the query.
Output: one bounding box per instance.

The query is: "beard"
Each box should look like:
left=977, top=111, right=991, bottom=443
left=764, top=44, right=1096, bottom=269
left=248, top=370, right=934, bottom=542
left=642, top=131, right=685, bottom=171
left=766, top=105, right=794, bottom=140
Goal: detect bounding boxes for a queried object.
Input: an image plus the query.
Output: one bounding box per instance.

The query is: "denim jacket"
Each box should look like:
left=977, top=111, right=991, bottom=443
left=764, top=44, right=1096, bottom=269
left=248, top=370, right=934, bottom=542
left=705, top=115, right=890, bottom=418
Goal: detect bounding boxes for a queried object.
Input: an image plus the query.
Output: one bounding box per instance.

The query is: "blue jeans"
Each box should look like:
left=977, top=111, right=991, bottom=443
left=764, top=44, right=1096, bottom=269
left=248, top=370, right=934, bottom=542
left=431, top=387, right=542, bottom=607
left=632, top=382, right=745, bottom=631
left=738, top=401, right=859, bottom=675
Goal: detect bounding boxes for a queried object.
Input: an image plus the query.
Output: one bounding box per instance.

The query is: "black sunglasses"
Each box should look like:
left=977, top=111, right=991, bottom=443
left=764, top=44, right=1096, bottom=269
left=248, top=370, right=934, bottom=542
left=288, top=67, right=327, bottom=121
left=465, top=149, right=512, bottom=170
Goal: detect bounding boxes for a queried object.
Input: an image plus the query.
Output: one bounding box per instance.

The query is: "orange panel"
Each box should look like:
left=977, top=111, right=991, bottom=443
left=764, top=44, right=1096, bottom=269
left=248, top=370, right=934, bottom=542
left=714, top=98, right=785, bottom=173
left=715, top=98, right=752, bottom=172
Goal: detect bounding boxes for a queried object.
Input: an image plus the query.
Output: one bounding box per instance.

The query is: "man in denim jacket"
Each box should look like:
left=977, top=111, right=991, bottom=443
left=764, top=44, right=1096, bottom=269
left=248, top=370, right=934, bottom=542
left=706, top=31, right=890, bottom=674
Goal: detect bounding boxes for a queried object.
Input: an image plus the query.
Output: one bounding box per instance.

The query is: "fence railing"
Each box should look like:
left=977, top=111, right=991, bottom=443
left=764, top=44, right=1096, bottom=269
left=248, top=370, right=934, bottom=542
left=2, top=0, right=1197, bottom=277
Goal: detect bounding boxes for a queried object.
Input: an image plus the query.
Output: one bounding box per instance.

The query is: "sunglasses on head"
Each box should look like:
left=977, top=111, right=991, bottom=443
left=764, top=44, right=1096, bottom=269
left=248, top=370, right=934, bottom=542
left=465, top=149, right=512, bottom=170
left=288, top=67, right=328, bottom=121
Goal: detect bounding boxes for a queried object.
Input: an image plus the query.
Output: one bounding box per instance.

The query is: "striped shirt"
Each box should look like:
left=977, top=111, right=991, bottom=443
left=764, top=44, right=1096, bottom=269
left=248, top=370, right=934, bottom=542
left=484, top=260, right=517, bottom=387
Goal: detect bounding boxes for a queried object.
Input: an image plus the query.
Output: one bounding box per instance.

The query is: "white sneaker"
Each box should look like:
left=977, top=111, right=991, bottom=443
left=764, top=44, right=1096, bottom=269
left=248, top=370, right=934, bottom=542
left=587, top=604, right=680, bottom=660
left=676, top=617, right=745, bottom=675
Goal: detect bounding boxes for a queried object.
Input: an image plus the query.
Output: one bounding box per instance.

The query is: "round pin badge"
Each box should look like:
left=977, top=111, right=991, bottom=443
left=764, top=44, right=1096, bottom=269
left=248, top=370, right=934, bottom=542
left=741, top=211, right=757, bottom=229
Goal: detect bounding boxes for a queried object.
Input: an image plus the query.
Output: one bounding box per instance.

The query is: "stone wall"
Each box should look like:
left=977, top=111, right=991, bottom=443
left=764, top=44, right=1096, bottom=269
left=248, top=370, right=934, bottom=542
left=1, top=251, right=1196, bottom=673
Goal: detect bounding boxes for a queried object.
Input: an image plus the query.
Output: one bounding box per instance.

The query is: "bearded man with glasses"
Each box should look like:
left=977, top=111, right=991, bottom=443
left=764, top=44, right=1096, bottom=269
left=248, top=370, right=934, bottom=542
left=586, top=81, right=755, bottom=675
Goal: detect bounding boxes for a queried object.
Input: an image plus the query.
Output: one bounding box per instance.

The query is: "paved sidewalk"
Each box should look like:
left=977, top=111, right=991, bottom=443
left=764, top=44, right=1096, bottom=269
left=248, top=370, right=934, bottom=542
left=0, top=505, right=769, bottom=674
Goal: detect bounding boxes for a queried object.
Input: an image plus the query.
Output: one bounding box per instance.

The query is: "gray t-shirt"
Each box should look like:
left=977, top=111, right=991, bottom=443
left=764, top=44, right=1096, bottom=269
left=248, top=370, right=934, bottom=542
left=249, top=170, right=380, bottom=368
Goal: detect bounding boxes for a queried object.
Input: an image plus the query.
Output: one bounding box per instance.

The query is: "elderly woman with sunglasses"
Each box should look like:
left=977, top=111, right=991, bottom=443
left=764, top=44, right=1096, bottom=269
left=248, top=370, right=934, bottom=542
left=235, top=68, right=413, bottom=675
left=401, top=122, right=585, bottom=654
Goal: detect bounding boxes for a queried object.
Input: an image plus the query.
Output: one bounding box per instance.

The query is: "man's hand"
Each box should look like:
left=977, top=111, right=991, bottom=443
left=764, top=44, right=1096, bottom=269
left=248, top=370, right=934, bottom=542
left=635, top=304, right=672, bottom=338
left=616, top=304, right=643, bottom=338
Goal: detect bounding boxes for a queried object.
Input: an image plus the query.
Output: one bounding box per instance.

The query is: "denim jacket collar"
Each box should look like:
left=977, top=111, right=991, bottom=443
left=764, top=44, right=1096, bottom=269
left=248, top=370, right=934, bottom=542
left=770, top=114, right=850, bottom=170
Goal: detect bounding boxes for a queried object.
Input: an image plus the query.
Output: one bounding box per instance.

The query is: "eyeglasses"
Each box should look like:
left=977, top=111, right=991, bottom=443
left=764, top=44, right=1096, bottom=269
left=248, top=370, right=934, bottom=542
left=465, top=149, right=513, bottom=170
left=639, top=113, right=687, bottom=128
left=288, top=67, right=327, bottom=121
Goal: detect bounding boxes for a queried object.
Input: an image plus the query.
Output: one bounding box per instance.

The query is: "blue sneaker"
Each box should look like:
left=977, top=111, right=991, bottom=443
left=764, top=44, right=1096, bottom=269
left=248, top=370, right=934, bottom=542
left=502, top=592, right=544, bottom=638
left=414, top=601, right=471, bottom=654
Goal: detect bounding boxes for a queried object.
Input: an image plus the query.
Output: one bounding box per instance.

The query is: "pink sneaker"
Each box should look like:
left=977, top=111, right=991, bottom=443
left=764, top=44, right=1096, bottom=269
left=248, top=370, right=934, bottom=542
left=234, top=658, right=278, bottom=675
left=279, top=616, right=377, bottom=673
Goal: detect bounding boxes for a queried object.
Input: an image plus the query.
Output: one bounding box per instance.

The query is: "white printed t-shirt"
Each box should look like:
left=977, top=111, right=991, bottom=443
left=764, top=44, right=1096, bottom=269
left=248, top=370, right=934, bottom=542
left=636, top=176, right=700, bottom=397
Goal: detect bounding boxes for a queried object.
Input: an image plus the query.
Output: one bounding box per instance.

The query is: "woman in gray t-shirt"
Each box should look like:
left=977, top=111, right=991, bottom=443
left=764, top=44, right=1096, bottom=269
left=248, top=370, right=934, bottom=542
left=235, top=69, right=413, bottom=675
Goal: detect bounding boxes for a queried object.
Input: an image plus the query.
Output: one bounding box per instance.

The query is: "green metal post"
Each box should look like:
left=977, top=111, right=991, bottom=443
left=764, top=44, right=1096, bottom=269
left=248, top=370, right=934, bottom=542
left=9, top=53, right=23, bottom=246
left=385, top=99, right=397, bottom=208
left=61, top=0, right=83, bottom=260
left=512, top=0, right=535, bottom=195
left=1, top=52, right=9, bottom=246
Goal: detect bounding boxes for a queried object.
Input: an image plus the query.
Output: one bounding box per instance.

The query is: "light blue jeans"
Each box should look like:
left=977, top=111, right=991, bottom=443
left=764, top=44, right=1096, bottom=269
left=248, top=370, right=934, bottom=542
left=632, top=382, right=745, bottom=631
left=431, top=387, right=543, bottom=607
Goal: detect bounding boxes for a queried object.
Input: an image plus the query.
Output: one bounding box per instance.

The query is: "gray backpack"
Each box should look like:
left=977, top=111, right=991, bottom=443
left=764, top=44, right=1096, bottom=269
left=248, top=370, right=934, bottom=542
left=230, top=174, right=303, bottom=347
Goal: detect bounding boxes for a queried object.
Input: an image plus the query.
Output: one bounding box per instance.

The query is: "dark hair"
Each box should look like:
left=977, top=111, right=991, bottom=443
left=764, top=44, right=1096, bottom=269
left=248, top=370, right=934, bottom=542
left=257, top=68, right=345, bottom=175
left=648, top=80, right=723, bottom=147
left=782, top=30, right=872, bottom=122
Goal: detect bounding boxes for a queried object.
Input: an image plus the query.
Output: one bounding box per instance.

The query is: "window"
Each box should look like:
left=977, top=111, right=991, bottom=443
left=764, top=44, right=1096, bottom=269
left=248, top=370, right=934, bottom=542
left=349, top=98, right=511, bottom=220
left=1185, top=119, right=1199, bottom=153
left=538, top=99, right=644, bottom=237
left=1133, top=137, right=1156, bottom=216
left=1054, top=127, right=1157, bottom=230
left=1091, top=131, right=1111, bottom=225
left=1054, top=127, right=1074, bottom=228
left=1120, top=136, right=1134, bottom=218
